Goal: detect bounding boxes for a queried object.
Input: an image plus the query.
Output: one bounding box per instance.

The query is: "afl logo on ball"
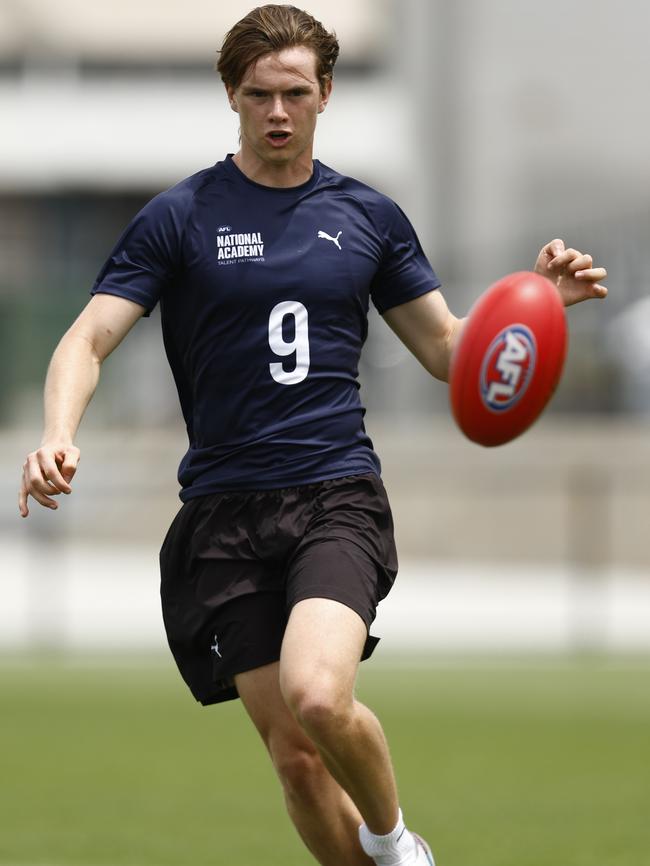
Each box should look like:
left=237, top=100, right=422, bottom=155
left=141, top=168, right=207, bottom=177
left=480, top=324, right=537, bottom=412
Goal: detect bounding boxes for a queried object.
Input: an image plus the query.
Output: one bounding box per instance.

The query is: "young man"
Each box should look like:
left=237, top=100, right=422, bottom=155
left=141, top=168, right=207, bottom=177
left=19, top=6, right=607, bottom=865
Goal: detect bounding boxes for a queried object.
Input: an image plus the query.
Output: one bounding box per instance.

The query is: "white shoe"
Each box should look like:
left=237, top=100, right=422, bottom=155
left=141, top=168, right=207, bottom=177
left=411, top=832, right=435, bottom=865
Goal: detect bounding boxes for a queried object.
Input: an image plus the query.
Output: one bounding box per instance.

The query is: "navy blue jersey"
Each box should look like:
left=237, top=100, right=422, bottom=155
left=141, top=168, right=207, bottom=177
left=92, top=156, right=440, bottom=499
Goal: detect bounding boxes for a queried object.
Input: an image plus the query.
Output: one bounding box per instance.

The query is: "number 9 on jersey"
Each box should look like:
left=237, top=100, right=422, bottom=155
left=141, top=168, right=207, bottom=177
left=268, top=300, right=310, bottom=385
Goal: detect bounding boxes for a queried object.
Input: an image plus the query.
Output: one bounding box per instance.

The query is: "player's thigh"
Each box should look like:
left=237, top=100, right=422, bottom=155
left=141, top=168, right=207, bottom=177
left=279, top=597, right=368, bottom=716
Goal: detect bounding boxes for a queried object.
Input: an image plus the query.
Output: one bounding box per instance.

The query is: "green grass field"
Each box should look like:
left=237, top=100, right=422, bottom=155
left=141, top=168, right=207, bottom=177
left=1, top=657, right=649, bottom=866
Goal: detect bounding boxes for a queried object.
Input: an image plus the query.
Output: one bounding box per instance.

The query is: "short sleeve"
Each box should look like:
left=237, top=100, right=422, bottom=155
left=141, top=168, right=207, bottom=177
left=369, top=200, right=441, bottom=314
left=91, top=188, right=189, bottom=315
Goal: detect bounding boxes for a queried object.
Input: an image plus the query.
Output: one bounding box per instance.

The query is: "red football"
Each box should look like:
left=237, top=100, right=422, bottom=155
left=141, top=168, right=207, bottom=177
left=449, top=271, right=568, bottom=446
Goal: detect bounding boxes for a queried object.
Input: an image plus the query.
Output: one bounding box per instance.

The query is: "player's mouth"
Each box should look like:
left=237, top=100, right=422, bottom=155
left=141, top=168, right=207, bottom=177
left=266, top=130, right=292, bottom=147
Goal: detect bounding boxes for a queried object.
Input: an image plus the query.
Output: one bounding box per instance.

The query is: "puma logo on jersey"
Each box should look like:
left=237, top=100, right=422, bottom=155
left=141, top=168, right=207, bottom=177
left=318, top=230, right=343, bottom=251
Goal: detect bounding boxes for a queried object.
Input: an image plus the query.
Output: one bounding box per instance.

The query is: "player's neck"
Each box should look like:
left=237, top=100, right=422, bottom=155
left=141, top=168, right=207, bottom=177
left=232, top=150, right=314, bottom=188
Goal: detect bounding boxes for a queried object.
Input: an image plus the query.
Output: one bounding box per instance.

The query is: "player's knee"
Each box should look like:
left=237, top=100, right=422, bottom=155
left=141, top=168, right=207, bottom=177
left=283, top=679, right=352, bottom=738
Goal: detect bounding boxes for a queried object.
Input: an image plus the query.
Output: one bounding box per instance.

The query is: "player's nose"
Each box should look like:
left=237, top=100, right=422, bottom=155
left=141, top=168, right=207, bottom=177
left=269, top=95, right=289, bottom=122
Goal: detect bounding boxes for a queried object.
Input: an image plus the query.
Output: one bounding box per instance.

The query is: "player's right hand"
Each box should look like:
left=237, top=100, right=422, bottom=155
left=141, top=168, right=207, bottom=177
left=19, top=443, right=80, bottom=517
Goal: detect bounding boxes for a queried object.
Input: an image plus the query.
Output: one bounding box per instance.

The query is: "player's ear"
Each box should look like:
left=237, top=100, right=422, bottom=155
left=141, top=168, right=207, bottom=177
left=318, top=79, right=332, bottom=114
left=226, top=85, right=239, bottom=113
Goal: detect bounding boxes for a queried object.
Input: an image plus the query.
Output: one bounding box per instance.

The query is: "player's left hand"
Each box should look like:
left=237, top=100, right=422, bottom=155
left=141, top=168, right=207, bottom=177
left=535, top=239, right=608, bottom=307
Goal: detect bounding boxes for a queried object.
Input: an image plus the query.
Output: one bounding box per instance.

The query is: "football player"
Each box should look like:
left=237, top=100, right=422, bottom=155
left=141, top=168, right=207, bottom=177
left=19, top=6, right=607, bottom=864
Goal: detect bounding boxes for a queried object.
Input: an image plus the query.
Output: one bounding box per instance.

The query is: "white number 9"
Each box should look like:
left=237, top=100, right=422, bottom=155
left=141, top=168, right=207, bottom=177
left=268, top=301, right=310, bottom=385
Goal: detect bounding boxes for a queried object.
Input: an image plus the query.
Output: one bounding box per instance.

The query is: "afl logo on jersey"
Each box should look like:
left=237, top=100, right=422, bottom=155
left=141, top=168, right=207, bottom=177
left=480, top=324, right=537, bottom=412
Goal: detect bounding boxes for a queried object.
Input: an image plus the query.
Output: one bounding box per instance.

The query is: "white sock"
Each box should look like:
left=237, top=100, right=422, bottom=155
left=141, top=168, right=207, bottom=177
left=358, top=809, right=415, bottom=866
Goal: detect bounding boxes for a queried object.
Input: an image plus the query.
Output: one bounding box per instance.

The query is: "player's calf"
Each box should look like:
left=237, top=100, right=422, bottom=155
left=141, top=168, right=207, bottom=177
left=269, top=738, right=329, bottom=808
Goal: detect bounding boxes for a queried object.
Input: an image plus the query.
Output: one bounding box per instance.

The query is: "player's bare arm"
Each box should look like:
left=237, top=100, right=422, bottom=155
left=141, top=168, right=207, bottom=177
left=382, top=289, right=466, bottom=383
left=385, top=239, right=607, bottom=384
left=535, top=238, right=608, bottom=306
left=19, top=294, right=146, bottom=517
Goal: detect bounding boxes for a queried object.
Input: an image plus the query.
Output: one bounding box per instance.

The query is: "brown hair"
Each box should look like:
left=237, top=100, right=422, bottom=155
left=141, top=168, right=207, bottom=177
left=217, top=5, right=339, bottom=95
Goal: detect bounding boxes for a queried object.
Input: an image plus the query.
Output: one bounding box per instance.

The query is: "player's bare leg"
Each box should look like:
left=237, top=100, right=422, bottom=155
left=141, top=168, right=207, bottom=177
left=235, top=662, right=374, bottom=866
left=279, top=598, right=400, bottom=834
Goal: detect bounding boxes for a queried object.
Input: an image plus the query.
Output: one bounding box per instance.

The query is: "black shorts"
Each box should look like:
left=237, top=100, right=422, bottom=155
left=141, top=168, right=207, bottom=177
left=159, top=473, right=398, bottom=705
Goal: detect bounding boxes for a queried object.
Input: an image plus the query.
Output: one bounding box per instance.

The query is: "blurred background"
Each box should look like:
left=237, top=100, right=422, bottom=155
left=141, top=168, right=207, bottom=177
left=1, top=0, right=649, bottom=657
